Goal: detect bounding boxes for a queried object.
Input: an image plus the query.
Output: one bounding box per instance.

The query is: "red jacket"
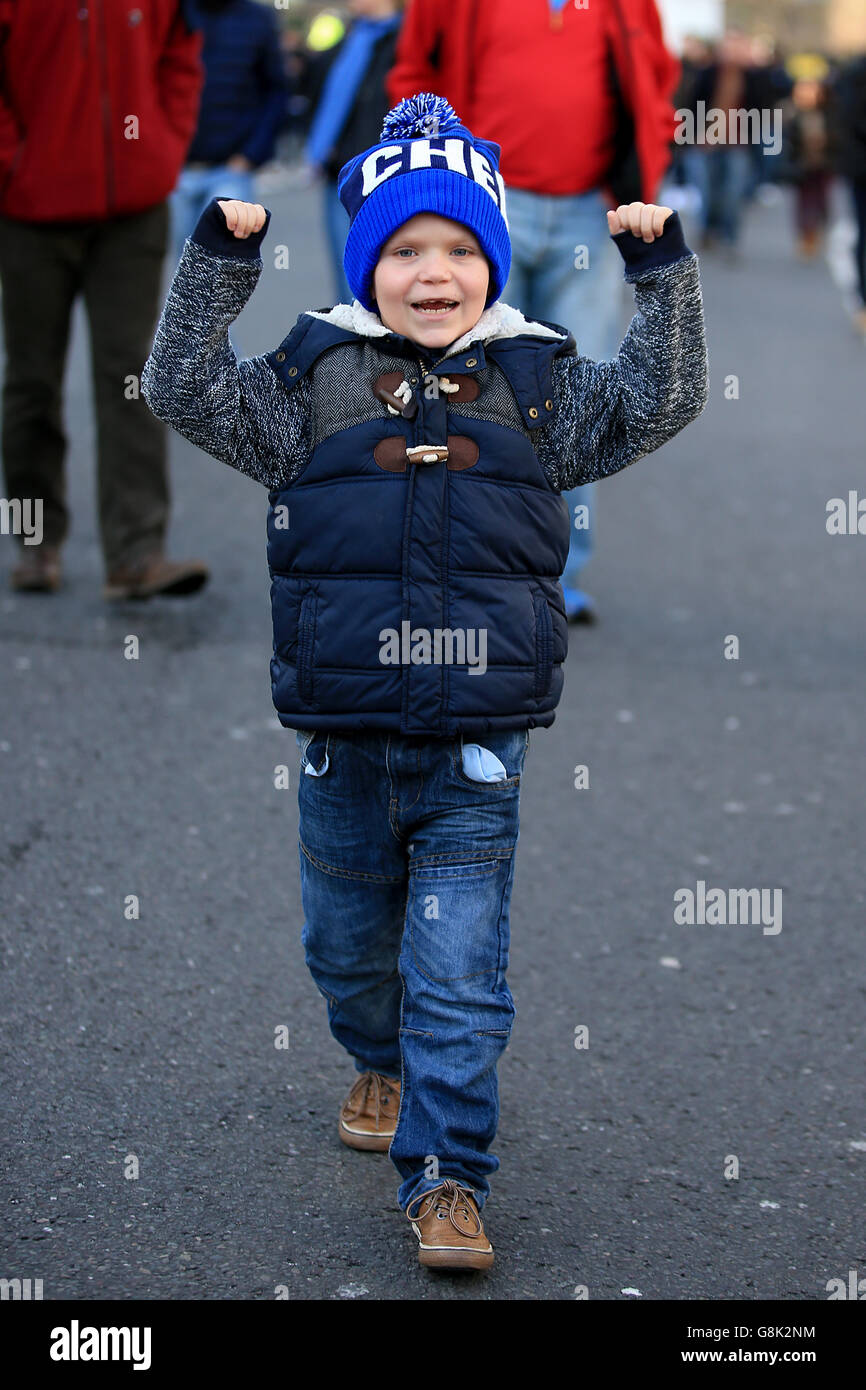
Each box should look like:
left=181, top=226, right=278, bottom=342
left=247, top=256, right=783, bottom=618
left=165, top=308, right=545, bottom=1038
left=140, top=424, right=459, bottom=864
left=0, top=0, right=203, bottom=221
left=387, top=0, right=680, bottom=206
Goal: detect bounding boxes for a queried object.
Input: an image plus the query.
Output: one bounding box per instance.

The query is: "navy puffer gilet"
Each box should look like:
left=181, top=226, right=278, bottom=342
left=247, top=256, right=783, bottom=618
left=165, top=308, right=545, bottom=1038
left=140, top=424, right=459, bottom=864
left=264, top=311, right=575, bottom=738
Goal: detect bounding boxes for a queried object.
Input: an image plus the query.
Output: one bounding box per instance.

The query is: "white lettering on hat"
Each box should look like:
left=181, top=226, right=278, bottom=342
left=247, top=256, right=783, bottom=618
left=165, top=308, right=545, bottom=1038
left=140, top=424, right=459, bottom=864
left=362, top=145, right=403, bottom=196
left=468, top=146, right=497, bottom=198
left=497, top=170, right=509, bottom=229
left=359, top=137, right=505, bottom=218
left=408, top=137, right=467, bottom=175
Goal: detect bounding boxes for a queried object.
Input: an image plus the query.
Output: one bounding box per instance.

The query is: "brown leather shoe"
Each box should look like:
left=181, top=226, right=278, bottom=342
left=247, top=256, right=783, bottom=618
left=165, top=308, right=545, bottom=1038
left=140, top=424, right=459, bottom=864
left=10, top=543, right=62, bottom=592
left=338, top=1071, right=401, bottom=1151
left=406, top=1179, right=494, bottom=1270
left=103, top=553, right=209, bottom=601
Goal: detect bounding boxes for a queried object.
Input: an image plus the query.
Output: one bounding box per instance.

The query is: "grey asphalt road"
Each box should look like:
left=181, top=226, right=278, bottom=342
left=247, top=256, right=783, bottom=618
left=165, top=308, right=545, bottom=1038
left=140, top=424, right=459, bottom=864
left=1, top=181, right=865, bottom=1302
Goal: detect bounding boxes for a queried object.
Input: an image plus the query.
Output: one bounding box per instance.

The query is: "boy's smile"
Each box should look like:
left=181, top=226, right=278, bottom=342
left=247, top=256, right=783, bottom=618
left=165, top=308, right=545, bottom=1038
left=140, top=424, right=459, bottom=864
left=371, top=213, right=491, bottom=355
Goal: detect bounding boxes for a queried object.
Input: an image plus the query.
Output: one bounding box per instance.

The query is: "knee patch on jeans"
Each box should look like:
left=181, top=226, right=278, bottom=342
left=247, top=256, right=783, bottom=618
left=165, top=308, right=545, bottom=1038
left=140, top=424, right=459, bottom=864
left=405, top=857, right=513, bottom=984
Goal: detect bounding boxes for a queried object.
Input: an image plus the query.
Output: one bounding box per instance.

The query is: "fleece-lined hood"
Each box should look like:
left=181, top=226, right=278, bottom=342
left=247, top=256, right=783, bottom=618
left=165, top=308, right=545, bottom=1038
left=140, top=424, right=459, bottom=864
left=305, top=297, right=569, bottom=355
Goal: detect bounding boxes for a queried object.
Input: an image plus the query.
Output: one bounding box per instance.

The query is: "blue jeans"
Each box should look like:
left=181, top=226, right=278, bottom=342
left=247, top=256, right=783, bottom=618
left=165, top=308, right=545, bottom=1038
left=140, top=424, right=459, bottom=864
left=170, top=165, right=256, bottom=263
left=294, top=726, right=529, bottom=1212
left=501, top=185, right=623, bottom=588
left=683, top=147, right=752, bottom=245
left=324, top=178, right=354, bottom=306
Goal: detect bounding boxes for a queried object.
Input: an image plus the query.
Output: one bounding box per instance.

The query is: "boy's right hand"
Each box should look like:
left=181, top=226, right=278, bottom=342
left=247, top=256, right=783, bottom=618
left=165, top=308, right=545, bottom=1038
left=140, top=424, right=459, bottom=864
left=217, top=199, right=267, bottom=238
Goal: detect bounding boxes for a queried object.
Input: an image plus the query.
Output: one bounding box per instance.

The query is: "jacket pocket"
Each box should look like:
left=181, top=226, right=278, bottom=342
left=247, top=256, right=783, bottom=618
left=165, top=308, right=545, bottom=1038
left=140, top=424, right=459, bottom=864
left=532, top=590, right=553, bottom=699
left=453, top=730, right=528, bottom=791
left=0, top=138, right=27, bottom=209
left=296, top=590, right=317, bottom=704
left=296, top=728, right=316, bottom=764
left=296, top=728, right=330, bottom=776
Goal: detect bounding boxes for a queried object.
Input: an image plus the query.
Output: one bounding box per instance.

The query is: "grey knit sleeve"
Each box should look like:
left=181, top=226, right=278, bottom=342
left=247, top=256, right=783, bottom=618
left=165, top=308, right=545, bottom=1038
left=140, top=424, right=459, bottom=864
left=140, top=239, right=311, bottom=490
left=533, top=251, right=709, bottom=492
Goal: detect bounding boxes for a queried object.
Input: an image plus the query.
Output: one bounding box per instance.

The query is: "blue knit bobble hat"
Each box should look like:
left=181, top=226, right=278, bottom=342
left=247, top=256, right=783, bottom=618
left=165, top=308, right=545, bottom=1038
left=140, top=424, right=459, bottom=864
left=337, top=93, right=511, bottom=314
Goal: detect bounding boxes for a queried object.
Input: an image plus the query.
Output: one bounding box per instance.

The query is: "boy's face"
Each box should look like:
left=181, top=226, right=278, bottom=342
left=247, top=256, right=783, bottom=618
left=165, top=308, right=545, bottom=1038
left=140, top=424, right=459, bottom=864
left=371, top=213, right=491, bottom=353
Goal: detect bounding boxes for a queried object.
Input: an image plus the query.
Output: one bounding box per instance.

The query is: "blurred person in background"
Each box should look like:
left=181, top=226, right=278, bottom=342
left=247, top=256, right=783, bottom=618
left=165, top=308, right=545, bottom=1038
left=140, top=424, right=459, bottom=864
left=671, top=34, right=714, bottom=197
left=305, top=0, right=404, bottom=307
left=742, top=36, right=793, bottom=203
left=689, top=29, right=766, bottom=260
left=783, top=74, right=836, bottom=261
left=831, top=52, right=866, bottom=339
left=277, top=25, right=316, bottom=162
left=0, top=0, right=209, bottom=600
left=172, top=0, right=287, bottom=257
left=676, top=34, right=712, bottom=110
left=388, top=0, right=680, bottom=625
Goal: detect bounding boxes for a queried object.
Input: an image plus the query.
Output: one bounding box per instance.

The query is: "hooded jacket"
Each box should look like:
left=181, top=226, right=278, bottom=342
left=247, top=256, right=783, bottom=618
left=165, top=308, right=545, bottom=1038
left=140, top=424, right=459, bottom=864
left=0, top=0, right=202, bottom=222
left=141, top=198, right=708, bottom=737
left=386, top=0, right=681, bottom=205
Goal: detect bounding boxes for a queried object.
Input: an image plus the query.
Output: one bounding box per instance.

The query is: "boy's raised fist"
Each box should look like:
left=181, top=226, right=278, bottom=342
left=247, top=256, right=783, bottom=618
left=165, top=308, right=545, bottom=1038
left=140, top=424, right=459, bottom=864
left=217, top=199, right=267, bottom=238
left=607, top=202, right=674, bottom=242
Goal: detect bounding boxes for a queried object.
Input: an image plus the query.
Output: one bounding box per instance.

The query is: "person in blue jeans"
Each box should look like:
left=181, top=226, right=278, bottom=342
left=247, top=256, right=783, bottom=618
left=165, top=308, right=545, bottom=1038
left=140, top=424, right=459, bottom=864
left=141, top=94, right=708, bottom=1271
left=304, top=0, right=403, bottom=308
left=684, top=144, right=753, bottom=254
left=170, top=0, right=287, bottom=260
left=502, top=187, right=624, bottom=625
left=295, top=727, right=527, bottom=1221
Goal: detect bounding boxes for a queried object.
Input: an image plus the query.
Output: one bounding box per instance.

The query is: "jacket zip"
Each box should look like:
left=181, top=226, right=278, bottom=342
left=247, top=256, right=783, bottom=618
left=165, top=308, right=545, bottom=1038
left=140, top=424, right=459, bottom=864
left=412, top=350, right=444, bottom=428
left=414, top=356, right=428, bottom=449
left=414, top=348, right=455, bottom=444
left=417, top=342, right=464, bottom=380
left=93, top=0, right=115, bottom=214
left=413, top=349, right=454, bottom=726
left=417, top=350, right=452, bottom=377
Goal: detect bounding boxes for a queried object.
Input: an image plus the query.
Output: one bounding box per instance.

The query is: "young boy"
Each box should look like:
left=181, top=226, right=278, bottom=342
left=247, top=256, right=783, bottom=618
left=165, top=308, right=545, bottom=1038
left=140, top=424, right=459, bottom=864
left=142, top=94, right=708, bottom=1272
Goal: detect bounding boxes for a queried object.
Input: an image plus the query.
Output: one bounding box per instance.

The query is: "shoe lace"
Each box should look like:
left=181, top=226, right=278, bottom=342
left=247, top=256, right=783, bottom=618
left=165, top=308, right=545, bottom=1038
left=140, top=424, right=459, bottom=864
left=343, top=1071, right=399, bottom=1125
left=406, top=1179, right=483, bottom=1236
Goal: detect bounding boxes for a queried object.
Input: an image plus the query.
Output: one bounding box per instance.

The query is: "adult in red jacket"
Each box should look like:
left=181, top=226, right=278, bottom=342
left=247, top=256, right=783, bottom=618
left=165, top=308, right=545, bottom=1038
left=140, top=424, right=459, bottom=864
left=387, top=0, right=680, bottom=623
left=0, top=0, right=210, bottom=598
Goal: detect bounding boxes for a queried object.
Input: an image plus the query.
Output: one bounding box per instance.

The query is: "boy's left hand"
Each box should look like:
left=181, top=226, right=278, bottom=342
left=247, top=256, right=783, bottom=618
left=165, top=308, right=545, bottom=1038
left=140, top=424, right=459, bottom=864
left=607, top=202, right=674, bottom=242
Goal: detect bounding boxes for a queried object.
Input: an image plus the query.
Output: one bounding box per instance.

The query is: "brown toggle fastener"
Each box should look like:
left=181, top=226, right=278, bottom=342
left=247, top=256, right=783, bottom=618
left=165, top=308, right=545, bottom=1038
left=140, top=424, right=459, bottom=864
left=406, top=444, right=449, bottom=465
left=373, top=435, right=480, bottom=472
left=372, top=371, right=417, bottom=419
left=437, top=373, right=480, bottom=402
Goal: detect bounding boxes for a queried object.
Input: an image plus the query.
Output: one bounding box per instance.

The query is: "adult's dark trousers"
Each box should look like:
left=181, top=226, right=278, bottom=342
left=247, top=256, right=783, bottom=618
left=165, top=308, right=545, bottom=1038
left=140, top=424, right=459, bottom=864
left=0, top=201, right=170, bottom=572
left=794, top=170, right=832, bottom=237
